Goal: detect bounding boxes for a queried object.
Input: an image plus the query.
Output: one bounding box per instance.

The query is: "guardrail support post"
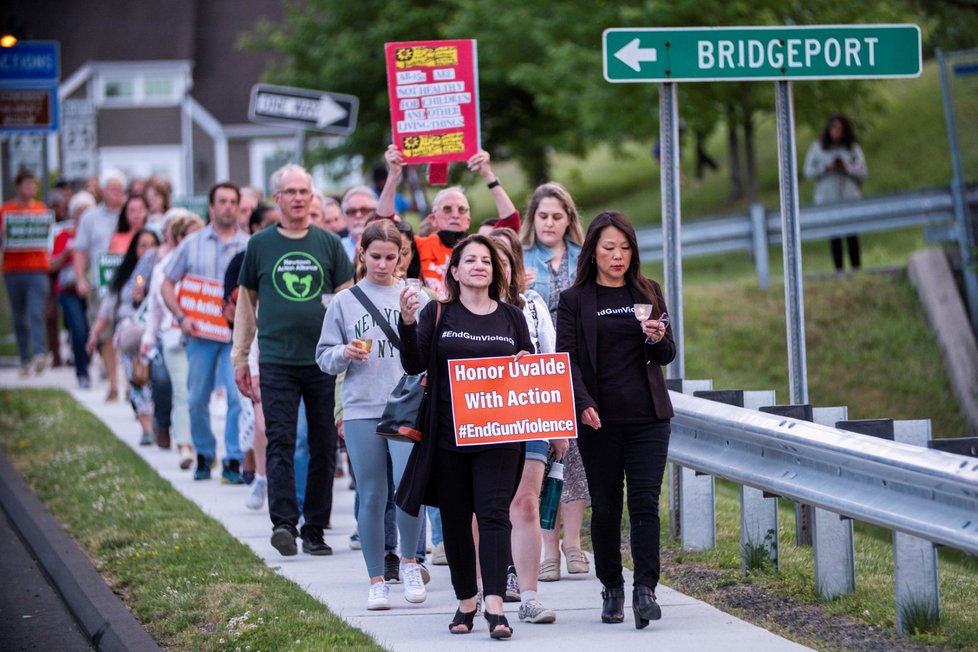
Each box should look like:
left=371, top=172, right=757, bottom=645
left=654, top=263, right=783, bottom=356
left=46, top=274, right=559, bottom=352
left=811, top=406, right=855, bottom=597
left=893, top=420, right=940, bottom=634
left=666, top=379, right=714, bottom=546
left=749, top=203, right=770, bottom=290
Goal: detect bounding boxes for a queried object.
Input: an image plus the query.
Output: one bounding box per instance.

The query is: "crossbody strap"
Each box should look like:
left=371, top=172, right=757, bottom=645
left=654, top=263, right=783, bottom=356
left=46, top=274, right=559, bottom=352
left=349, top=284, right=400, bottom=349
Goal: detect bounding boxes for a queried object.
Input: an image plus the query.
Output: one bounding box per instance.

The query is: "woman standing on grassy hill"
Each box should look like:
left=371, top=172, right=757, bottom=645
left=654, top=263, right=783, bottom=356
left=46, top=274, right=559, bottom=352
left=803, top=113, right=868, bottom=272
left=519, top=182, right=591, bottom=584
left=557, top=211, right=674, bottom=630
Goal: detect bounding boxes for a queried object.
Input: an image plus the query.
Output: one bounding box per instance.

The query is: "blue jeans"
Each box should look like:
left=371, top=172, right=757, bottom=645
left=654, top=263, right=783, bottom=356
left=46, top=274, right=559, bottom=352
left=259, top=363, right=337, bottom=535
left=4, top=272, right=49, bottom=365
left=58, top=291, right=89, bottom=379
left=149, top=342, right=172, bottom=429
left=428, top=507, right=443, bottom=547
left=185, top=337, right=241, bottom=462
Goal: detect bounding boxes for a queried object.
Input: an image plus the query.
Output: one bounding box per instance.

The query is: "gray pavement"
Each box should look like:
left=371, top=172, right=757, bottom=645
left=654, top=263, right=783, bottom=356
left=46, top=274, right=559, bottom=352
left=1, top=365, right=813, bottom=651
left=0, top=506, right=93, bottom=652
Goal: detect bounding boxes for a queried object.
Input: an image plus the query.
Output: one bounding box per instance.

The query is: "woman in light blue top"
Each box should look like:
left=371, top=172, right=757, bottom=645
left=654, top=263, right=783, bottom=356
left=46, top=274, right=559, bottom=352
left=519, top=182, right=584, bottom=323
left=518, top=182, right=591, bottom=583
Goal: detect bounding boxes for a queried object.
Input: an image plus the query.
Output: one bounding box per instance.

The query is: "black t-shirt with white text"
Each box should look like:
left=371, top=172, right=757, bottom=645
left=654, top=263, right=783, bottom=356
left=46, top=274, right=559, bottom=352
left=437, top=302, right=525, bottom=452
left=595, top=285, right=657, bottom=424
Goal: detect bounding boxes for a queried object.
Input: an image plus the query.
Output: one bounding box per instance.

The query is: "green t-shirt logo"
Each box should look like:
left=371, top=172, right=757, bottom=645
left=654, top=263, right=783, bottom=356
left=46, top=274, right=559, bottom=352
left=273, top=252, right=324, bottom=301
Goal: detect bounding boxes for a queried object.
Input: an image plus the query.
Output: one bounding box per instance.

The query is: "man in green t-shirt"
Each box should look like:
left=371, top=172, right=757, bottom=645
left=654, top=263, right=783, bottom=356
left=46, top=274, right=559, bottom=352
left=232, top=163, right=354, bottom=557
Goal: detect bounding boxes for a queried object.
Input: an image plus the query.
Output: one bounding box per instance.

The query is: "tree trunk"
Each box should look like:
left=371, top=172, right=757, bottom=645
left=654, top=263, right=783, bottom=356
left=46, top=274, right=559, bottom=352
left=521, top=145, right=550, bottom=188
left=726, top=105, right=743, bottom=201
left=743, top=110, right=758, bottom=204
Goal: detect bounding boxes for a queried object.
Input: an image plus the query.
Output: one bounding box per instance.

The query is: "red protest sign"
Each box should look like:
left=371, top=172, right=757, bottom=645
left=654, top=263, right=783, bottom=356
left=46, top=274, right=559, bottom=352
left=385, top=39, right=481, bottom=165
left=176, top=274, right=231, bottom=343
left=448, top=353, right=578, bottom=447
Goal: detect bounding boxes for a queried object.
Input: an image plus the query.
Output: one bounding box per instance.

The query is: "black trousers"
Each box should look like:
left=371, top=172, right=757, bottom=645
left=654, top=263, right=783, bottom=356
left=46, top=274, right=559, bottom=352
left=259, top=363, right=337, bottom=537
left=434, top=445, right=521, bottom=600
left=577, top=421, right=670, bottom=590
left=830, top=235, right=861, bottom=270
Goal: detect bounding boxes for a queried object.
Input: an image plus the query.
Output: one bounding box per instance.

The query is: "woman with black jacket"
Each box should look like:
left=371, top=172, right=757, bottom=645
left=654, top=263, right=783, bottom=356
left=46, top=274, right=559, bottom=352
left=556, top=211, right=675, bottom=629
left=396, top=234, right=533, bottom=639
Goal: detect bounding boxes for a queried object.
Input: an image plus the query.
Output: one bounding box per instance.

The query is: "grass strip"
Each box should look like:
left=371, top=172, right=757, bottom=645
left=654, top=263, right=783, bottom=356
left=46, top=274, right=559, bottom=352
left=0, top=389, right=383, bottom=652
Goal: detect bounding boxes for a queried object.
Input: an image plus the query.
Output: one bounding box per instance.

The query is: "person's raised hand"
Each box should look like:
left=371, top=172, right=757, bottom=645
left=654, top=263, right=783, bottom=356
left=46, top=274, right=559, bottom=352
left=385, top=144, right=405, bottom=177
left=466, top=150, right=496, bottom=182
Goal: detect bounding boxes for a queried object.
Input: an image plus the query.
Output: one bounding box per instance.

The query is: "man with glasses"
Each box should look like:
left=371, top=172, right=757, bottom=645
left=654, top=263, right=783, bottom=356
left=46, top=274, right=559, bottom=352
left=339, top=186, right=377, bottom=261
left=162, top=182, right=249, bottom=483
left=232, top=164, right=354, bottom=558
left=377, top=146, right=519, bottom=298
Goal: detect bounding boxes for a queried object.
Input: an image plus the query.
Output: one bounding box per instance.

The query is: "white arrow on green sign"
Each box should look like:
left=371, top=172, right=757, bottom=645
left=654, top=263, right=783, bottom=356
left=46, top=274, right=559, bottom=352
left=604, top=24, right=921, bottom=83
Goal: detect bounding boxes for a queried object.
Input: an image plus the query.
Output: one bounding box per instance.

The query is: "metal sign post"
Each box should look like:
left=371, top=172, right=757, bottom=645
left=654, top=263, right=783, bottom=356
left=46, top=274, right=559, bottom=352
left=774, top=80, right=808, bottom=406
left=660, top=82, right=684, bottom=379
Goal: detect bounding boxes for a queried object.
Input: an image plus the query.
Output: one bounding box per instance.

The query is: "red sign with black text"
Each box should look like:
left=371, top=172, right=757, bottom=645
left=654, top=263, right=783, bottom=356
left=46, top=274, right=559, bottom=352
left=385, top=39, right=481, bottom=165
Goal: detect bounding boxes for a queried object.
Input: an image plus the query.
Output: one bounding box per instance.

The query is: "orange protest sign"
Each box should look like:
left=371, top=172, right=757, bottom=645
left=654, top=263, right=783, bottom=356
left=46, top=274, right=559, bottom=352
left=176, top=274, right=231, bottom=343
left=448, top=353, right=578, bottom=447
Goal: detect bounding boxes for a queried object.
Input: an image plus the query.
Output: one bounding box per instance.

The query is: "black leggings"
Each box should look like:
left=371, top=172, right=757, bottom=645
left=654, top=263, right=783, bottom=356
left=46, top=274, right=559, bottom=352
left=434, top=445, right=521, bottom=599
left=577, top=421, right=670, bottom=590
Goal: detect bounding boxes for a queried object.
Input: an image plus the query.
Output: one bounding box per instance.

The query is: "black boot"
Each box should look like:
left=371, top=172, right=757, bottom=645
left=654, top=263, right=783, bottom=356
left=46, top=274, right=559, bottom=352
left=632, top=584, right=661, bottom=629
left=601, top=586, right=625, bottom=623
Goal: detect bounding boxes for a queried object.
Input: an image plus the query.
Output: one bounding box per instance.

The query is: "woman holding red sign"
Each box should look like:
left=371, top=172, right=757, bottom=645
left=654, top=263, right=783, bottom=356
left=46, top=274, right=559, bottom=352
left=397, top=234, right=533, bottom=639
left=556, top=211, right=674, bottom=630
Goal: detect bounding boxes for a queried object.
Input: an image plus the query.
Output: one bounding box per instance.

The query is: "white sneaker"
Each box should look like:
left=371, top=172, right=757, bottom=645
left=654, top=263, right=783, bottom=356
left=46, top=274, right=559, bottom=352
left=367, top=580, right=390, bottom=610
left=400, top=562, right=428, bottom=604
left=518, top=598, right=556, bottom=623
left=430, top=541, right=448, bottom=565
left=244, top=477, right=267, bottom=510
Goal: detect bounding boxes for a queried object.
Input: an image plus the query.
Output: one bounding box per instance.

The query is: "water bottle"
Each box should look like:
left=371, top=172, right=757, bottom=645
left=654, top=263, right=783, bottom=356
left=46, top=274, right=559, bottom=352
left=539, top=461, right=564, bottom=531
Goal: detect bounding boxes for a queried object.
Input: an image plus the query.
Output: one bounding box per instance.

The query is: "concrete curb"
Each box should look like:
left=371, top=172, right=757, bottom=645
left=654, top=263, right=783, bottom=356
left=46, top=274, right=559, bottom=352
left=0, top=452, right=161, bottom=652
left=908, top=248, right=978, bottom=434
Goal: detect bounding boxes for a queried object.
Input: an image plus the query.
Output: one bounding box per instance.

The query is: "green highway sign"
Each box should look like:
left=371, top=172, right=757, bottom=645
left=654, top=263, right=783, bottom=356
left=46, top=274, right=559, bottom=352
left=604, top=25, right=921, bottom=83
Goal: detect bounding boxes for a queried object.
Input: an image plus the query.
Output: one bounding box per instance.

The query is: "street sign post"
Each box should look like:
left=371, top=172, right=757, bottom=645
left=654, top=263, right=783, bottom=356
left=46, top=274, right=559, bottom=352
left=0, top=41, right=60, bottom=132
left=604, top=25, right=921, bottom=83
left=248, top=83, right=358, bottom=135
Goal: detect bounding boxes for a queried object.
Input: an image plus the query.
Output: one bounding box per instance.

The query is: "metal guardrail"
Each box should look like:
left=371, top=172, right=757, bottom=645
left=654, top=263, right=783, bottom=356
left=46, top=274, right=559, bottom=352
left=668, top=390, right=978, bottom=556
left=636, top=184, right=978, bottom=285
left=666, top=387, right=978, bottom=632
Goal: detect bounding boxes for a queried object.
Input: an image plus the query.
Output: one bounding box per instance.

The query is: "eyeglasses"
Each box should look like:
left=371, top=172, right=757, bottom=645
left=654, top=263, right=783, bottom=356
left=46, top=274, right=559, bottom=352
left=277, top=188, right=311, bottom=198
left=345, top=206, right=375, bottom=217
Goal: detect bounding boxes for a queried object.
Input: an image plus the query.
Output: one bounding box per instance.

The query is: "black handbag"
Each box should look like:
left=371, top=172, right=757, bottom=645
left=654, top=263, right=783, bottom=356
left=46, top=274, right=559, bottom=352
left=349, top=286, right=440, bottom=443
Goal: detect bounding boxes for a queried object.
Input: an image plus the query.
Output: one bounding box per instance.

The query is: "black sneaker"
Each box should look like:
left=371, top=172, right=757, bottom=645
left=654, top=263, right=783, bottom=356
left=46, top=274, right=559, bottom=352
left=384, top=552, right=401, bottom=583
left=271, top=526, right=298, bottom=556
left=301, top=530, right=333, bottom=556
left=193, top=454, right=213, bottom=481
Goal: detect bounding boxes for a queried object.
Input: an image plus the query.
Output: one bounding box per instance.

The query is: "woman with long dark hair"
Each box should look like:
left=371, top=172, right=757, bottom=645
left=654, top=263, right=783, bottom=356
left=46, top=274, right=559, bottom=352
left=556, top=211, right=675, bottom=629
left=803, top=113, right=868, bottom=272
left=397, top=234, right=533, bottom=639
left=86, top=227, right=161, bottom=445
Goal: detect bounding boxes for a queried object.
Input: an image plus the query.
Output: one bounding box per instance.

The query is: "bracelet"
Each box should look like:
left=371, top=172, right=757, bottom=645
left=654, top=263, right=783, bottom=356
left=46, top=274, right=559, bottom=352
left=487, top=179, right=501, bottom=189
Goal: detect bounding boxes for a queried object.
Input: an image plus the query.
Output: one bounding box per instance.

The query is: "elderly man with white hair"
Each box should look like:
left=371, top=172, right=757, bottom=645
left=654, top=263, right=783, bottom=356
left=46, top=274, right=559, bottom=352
left=338, top=185, right=377, bottom=261
left=233, top=163, right=354, bottom=558
left=72, top=168, right=128, bottom=399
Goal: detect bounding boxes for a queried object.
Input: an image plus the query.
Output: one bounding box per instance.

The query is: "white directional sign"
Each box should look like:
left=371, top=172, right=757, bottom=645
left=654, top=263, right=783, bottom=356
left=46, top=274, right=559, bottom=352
left=249, top=84, right=358, bottom=134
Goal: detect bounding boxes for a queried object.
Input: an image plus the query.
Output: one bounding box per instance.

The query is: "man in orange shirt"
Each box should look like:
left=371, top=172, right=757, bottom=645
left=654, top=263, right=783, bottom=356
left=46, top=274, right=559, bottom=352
left=0, top=169, right=52, bottom=376
left=377, top=146, right=519, bottom=298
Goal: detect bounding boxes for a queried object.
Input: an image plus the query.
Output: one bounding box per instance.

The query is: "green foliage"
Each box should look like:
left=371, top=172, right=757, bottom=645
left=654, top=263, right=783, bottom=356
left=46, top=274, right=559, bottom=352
left=244, top=0, right=955, bottom=191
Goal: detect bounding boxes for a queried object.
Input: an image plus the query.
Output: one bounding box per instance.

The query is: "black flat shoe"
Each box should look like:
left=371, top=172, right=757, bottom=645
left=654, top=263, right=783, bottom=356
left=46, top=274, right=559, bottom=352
left=485, top=612, right=513, bottom=639
left=449, top=608, right=476, bottom=634
left=632, top=584, right=662, bottom=629
left=601, top=586, right=625, bottom=623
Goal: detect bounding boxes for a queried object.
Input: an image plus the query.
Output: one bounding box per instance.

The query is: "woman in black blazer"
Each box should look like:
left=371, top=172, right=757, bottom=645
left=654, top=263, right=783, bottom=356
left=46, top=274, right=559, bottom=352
left=556, top=211, right=675, bottom=629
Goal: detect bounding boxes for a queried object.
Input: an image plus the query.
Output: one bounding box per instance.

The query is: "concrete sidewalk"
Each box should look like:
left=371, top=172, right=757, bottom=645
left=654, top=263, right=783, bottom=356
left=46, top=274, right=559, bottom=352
left=2, top=366, right=812, bottom=651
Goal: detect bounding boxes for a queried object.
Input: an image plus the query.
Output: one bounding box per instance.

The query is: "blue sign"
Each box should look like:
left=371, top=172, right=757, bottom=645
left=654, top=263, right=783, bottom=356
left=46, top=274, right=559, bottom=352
left=0, top=41, right=60, bottom=132
left=0, top=42, right=60, bottom=82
